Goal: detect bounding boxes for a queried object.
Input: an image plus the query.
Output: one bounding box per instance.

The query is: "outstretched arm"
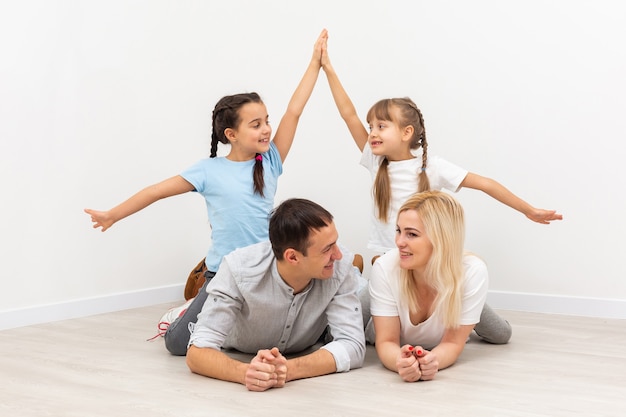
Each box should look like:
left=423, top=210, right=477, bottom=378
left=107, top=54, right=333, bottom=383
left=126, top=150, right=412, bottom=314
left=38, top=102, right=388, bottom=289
left=84, top=175, right=195, bottom=231
left=321, top=35, right=369, bottom=152
left=272, top=29, right=327, bottom=162
left=461, top=172, right=563, bottom=224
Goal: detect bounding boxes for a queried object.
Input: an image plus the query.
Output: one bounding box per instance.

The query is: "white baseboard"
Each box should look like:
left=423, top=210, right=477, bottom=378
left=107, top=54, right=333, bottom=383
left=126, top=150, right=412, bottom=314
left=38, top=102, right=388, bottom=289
left=487, top=290, right=626, bottom=320
left=1, top=288, right=624, bottom=331
left=0, top=284, right=185, bottom=331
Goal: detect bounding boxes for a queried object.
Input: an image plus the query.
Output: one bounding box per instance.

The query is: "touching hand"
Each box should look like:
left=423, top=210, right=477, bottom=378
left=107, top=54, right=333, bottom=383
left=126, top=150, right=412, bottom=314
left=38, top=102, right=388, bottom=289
left=245, top=348, right=285, bottom=392
left=396, top=345, right=422, bottom=382
left=526, top=208, right=563, bottom=224
left=415, top=348, right=438, bottom=381
left=84, top=208, right=114, bottom=232
left=320, top=30, right=331, bottom=70
left=266, top=347, right=287, bottom=387
left=311, top=28, right=328, bottom=68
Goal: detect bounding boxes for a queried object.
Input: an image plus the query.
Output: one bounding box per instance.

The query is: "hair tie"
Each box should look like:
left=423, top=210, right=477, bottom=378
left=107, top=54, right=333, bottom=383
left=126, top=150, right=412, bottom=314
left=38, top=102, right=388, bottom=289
left=255, top=154, right=263, bottom=162
left=421, top=167, right=426, bottom=172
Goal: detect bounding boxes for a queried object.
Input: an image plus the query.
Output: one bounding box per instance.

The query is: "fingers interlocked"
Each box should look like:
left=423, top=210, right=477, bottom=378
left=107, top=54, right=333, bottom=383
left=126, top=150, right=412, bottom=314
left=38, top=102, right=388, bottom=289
left=246, top=348, right=288, bottom=392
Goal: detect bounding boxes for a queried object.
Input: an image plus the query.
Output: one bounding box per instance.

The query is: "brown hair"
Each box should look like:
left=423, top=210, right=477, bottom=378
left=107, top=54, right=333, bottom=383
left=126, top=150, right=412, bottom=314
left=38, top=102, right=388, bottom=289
left=210, top=92, right=266, bottom=197
left=366, top=98, right=429, bottom=221
left=269, top=198, right=334, bottom=260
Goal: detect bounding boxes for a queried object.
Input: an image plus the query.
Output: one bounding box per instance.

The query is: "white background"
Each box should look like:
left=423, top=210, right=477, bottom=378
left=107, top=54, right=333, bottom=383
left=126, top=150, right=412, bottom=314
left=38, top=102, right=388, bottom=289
left=1, top=0, right=625, bottom=328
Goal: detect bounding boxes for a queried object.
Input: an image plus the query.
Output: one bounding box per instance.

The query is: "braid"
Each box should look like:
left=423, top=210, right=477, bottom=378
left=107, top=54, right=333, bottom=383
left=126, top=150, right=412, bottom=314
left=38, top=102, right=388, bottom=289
left=413, top=106, right=431, bottom=192
left=367, top=98, right=433, bottom=222
left=209, top=93, right=266, bottom=196
left=209, top=131, right=220, bottom=158
left=210, top=103, right=231, bottom=158
left=253, top=153, right=265, bottom=197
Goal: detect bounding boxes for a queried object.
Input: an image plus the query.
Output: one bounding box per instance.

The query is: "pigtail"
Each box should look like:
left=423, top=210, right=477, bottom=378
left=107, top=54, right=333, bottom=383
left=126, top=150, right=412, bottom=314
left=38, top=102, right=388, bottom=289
left=210, top=104, right=229, bottom=158
left=209, top=93, right=266, bottom=196
left=253, top=153, right=265, bottom=197
left=368, top=98, right=431, bottom=222
left=414, top=106, right=430, bottom=192
left=209, top=131, right=220, bottom=158
left=373, top=158, right=391, bottom=221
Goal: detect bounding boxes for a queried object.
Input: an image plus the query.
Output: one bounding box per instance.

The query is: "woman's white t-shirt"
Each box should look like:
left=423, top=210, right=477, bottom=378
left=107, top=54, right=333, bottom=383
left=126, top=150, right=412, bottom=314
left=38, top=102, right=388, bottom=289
left=369, top=249, right=488, bottom=350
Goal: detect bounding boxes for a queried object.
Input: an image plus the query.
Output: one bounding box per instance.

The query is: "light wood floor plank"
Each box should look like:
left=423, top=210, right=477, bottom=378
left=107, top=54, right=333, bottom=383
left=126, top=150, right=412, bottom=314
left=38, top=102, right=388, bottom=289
left=1, top=304, right=624, bottom=416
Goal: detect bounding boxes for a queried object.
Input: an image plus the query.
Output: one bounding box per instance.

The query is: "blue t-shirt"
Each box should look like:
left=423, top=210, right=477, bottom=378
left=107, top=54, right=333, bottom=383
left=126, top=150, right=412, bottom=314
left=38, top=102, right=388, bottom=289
left=181, top=142, right=283, bottom=271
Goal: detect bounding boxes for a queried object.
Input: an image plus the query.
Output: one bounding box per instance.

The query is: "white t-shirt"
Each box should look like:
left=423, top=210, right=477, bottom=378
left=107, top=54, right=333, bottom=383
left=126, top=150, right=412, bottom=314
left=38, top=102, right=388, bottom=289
left=369, top=249, right=488, bottom=350
left=360, top=145, right=468, bottom=253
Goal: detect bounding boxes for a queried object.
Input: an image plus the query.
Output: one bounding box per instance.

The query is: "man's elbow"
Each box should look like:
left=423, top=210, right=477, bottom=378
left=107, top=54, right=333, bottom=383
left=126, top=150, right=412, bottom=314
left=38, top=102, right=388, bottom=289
left=350, top=357, right=365, bottom=370
left=349, top=344, right=367, bottom=370
left=185, top=345, right=201, bottom=373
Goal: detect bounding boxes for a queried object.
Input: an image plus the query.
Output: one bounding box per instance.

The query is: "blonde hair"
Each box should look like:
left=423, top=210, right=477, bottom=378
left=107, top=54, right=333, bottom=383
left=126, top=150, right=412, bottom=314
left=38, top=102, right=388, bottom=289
left=366, top=98, right=430, bottom=222
left=398, top=191, right=465, bottom=328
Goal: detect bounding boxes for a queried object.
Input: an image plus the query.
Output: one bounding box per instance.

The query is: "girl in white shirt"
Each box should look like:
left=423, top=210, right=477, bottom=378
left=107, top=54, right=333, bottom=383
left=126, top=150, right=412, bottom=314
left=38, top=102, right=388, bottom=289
left=321, top=34, right=563, bottom=344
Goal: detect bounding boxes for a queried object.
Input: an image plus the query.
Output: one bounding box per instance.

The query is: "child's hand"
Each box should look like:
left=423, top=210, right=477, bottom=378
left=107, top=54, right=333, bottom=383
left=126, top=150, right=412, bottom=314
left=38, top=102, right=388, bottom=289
left=526, top=208, right=563, bottom=224
left=84, top=208, right=114, bottom=232
left=312, top=28, right=328, bottom=68
left=320, top=30, right=331, bottom=70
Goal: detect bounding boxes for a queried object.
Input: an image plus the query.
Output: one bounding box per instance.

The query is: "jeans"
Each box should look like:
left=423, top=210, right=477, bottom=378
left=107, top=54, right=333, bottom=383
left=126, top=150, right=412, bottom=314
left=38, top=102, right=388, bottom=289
left=164, top=270, right=216, bottom=356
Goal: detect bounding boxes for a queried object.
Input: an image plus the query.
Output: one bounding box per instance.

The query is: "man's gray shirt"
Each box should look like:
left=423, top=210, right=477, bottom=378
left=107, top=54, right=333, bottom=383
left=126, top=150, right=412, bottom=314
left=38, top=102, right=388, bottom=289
left=189, top=241, right=366, bottom=372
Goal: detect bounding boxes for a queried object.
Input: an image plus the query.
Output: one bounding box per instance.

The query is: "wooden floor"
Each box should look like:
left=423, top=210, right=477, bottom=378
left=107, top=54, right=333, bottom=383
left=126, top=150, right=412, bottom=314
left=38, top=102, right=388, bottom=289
left=1, top=303, right=625, bottom=417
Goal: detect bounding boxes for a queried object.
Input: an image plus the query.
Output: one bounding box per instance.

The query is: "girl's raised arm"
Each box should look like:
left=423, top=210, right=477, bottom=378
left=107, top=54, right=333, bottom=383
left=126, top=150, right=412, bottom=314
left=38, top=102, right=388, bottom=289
left=272, top=29, right=327, bottom=162
left=321, top=36, right=369, bottom=152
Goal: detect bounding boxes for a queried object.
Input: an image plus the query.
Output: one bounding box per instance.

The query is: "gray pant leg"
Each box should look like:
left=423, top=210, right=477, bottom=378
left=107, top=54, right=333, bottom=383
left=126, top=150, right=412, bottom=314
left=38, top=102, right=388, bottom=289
left=474, top=303, right=512, bottom=344
left=164, top=270, right=215, bottom=356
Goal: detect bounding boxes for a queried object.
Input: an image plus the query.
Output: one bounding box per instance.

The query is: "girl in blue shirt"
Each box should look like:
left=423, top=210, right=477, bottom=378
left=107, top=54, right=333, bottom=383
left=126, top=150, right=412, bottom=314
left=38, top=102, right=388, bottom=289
left=85, top=30, right=329, bottom=355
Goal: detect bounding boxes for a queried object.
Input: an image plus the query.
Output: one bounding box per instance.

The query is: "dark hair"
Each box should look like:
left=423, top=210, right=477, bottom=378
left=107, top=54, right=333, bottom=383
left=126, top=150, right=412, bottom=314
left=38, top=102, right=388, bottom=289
left=366, top=97, right=430, bottom=221
left=269, top=198, right=334, bottom=260
left=210, top=92, right=266, bottom=197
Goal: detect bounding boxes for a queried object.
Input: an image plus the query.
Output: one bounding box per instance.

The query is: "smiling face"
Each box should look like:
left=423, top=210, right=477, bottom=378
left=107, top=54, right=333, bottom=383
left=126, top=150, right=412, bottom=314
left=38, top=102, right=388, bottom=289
left=367, top=106, right=414, bottom=161
left=395, top=209, right=433, bottom=274
left=225, top=102, right=272, bottom=160
left=300, top=221, right=343, bottom=280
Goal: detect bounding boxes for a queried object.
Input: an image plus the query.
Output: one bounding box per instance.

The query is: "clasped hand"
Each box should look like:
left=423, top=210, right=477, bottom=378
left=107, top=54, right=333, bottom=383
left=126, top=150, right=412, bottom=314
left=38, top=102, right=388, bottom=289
left=396, top=345, right=439, bottom=382
left=245, top=347, right=287, bottom=392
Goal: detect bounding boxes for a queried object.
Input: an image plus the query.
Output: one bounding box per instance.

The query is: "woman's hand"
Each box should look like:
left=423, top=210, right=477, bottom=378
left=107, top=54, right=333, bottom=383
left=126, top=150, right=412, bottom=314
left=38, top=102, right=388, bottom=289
left=396, top=345, right=422, bottom=382
left=415, top=347, right=439, bottom=380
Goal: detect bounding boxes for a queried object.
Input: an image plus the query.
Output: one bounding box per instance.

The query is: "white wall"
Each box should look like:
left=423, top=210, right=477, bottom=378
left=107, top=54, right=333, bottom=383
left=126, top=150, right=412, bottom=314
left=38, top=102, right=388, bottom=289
left=1, top=0, right=625, bottom=330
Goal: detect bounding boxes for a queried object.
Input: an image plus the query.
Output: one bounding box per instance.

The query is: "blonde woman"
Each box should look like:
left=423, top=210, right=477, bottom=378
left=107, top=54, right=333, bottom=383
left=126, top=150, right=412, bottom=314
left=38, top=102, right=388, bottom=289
left=370, top=191, right=490, bottom=382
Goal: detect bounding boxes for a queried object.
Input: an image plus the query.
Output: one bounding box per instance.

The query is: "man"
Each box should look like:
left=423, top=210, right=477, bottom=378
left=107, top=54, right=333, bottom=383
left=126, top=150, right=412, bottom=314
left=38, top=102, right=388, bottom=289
left=185, top=198, right=366, bottom=391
